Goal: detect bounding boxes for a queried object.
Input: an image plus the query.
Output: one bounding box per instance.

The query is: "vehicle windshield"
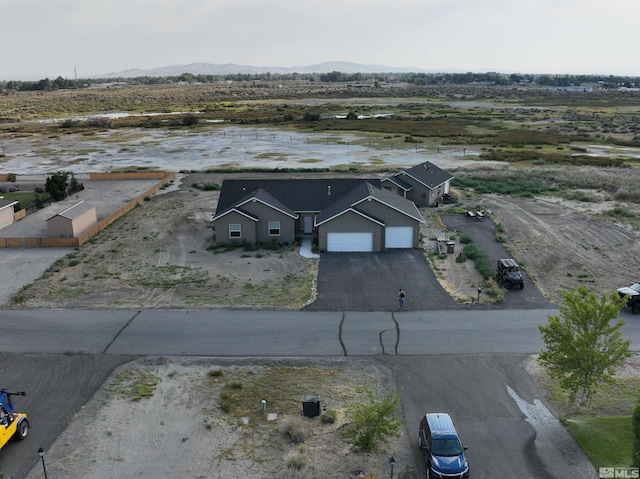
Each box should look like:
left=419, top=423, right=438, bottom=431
left=631, top=283, right=640, bottom=293
left=431, top=438, right=464, bottom=456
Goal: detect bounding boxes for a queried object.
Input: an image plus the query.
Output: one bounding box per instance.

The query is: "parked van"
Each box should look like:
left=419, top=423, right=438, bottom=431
left=418, top=413, right=469, bottom=479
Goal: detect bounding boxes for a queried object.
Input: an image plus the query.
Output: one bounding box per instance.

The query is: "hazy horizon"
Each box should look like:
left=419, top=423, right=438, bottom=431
left=1, top=0, right=639, bottom=81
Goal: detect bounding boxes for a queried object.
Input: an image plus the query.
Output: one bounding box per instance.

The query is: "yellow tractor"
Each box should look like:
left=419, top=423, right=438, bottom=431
left=0, top=389, right=29, bottom=451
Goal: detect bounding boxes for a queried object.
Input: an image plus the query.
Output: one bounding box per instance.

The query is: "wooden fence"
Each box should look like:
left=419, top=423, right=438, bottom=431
left=0, top=172, right=175, bottom=248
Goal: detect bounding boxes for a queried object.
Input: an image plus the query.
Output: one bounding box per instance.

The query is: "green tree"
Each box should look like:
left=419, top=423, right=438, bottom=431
left=45, top=171, right=70, bottom=201
left=342, top=387, right=402, bottom=452
left=538, top=286, right=632, bottom=406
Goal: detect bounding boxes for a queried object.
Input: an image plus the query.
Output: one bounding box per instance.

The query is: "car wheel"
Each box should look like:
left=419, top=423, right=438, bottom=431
left=519, top=283, right=524, bottom=290
left=632, top=303, right=640, bottom=315
left=17, top=419, right=28, bottom=440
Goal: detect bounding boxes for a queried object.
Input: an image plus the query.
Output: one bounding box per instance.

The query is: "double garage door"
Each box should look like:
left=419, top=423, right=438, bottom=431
left=326, top=227, right=413, bottom=252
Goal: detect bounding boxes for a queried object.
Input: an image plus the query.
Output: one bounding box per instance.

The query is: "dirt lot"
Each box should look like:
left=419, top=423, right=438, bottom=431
left=23, top=357, right=415, bottom=479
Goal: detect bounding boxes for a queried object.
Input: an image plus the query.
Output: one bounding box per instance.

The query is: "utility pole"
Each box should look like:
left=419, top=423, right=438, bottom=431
left=74, top=66, right=77, bottom=80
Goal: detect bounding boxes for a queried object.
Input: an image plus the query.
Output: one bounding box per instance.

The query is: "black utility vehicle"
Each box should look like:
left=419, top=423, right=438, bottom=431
left=617, top=282, right=640, bottom=314
left=496, top=258, right=524, bottom=289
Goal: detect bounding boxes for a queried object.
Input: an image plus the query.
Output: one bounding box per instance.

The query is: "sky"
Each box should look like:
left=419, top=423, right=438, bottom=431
left=1, top=0, right=639, bottom=81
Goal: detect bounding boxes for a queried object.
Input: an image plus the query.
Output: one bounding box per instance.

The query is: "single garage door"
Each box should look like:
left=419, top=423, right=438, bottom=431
left=385, top=226, right=414, bottom=248
left=327, top=232, right=373, bottom=252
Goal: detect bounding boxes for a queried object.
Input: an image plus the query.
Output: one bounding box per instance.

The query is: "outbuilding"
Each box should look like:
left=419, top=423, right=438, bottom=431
left=47, top=201, right=97, bottom=238
left=0, top=198, right=18, bottom=230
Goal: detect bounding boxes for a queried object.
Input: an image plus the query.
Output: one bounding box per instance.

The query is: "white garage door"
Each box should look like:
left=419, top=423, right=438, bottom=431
left=385, top=226, right=414, bottom=248
left=327, top=233, right=373, bottom=252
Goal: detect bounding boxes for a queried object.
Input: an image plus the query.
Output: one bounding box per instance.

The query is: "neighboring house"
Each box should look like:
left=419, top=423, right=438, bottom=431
left=47, top=201, right=97, bottom=238
left=382, top=161, right=454, bottom=207
left=0, top=198, right=18, bottom=229
left=210, top=178, right=425, bottom=252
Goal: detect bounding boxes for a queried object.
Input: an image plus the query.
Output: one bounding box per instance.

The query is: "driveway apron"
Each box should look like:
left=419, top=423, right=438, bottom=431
left=304, top=249, right=458, bottom=311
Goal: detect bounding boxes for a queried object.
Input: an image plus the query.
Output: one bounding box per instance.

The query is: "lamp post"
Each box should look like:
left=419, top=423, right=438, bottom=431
left=389, top=456, right=396, bottom=479
left=38, top=447, right=49, bottom=479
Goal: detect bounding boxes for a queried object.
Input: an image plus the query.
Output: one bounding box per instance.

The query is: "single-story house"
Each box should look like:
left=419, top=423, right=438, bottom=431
left=210, top=178, right=425, bottom=252
left=381, top=161, right=454, bottom=207
left=0, top=198, right=18, bottom=230
left=47, top=200, right=97, bottom=238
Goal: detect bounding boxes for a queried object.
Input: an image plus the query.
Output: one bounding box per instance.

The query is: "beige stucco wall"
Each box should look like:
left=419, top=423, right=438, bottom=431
left=47, top=207, right=97, bottom=238
left=0, top=207, right=14, bottom=229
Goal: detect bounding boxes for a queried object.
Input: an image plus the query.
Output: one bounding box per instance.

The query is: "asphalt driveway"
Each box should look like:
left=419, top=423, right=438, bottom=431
left=305, top=214, right=553, bottom=312
left=304, top=249, right=458, bottom=311
left=441, top=214, right=554, bottom=310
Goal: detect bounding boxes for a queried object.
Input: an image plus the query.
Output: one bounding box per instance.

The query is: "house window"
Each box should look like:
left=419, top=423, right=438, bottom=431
left=229, top=224, right=241, bottom=238
left=268, top=221, right=281, bottom=236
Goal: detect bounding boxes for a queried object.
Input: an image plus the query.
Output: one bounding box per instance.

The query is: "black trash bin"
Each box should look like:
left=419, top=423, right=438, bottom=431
left=302, top=394, right=320, bottom=418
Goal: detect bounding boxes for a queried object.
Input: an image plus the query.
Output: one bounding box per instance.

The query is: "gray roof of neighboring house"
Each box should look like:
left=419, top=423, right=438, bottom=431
left=396, top=161, right=454, bottom=190
left=316, top=181, right=424, bottom=225
left=0, top=198, right=18, bottom=210
left=381, top=176, right=414, bottom=191
left=214, top=179, right=380, bottom=216
left=47, top=200, right=95, bottom=221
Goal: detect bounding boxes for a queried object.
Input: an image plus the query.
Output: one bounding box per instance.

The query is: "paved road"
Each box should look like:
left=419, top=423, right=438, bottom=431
left=3, top=308, right=639, bottom=356
left=0, top=308, right=557, bottom=356
left=3, top=307, right=637, bottom=478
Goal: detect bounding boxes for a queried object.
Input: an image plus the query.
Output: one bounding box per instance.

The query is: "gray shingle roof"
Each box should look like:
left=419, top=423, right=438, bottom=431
left=48, top=201, right=95, bottom=221
left=215, top=179, right=380, bottom=215
left=397, top=161, right=453, bottom=190
left=316, top=181, right=424, bottom=225
left=211, top=187, right=297, bottom=221
left=0, top=198, right=18, bottom=210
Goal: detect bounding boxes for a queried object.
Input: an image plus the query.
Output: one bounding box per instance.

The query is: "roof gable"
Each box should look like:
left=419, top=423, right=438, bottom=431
left=316, top=181, right=424, bottom=225
left=211, top=187, right=297, bottom=221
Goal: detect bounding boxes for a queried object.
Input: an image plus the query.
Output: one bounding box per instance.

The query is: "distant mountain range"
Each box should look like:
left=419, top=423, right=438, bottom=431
left=97, top=61, right=435, bottom=78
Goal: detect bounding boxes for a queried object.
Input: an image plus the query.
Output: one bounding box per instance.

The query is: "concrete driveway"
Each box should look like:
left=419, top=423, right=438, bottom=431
left=304, top=249, right=458, bottom=311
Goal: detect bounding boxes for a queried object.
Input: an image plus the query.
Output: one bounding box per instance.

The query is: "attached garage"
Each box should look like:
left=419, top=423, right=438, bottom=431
left=327, top=232, right=373, bottom=252
left=385, top=226, right=414, bottom=248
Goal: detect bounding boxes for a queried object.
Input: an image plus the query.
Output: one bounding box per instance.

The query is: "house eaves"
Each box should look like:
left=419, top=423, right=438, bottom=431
left=210, top=207, right=259, bottom=222
left=0, top=198, right=18, bottom=211
left=315, top=207, right=385, bottom=227
left=237, top=196, right=298, bottom=220
left=210, top=187, right=297, bottom=222
left=352, top=194, right=425, bottom=223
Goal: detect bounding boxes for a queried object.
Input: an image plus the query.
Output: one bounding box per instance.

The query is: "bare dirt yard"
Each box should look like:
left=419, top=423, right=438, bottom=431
left=24, top=357, right=415, bottom=479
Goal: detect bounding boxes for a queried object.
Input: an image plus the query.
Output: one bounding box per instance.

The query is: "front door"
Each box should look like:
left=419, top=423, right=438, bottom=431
left=303, top=216, right=313, bottom=234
